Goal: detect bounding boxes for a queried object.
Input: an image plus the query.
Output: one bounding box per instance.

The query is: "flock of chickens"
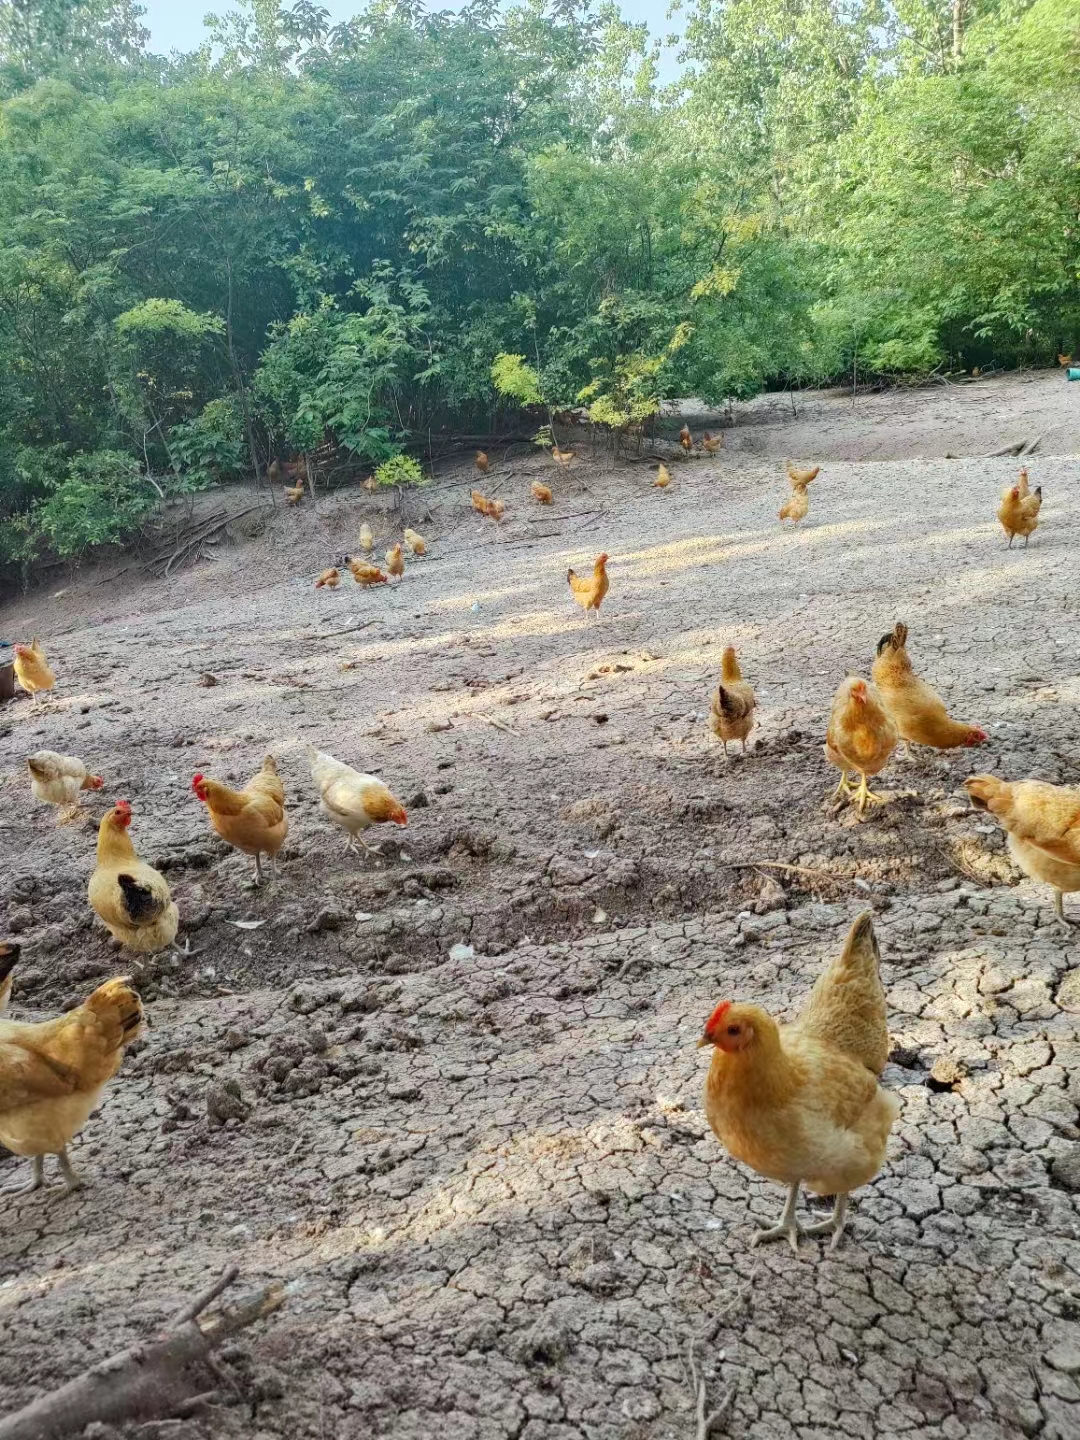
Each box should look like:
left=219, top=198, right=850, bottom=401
left=0, top=438, right=1073, bottom=1262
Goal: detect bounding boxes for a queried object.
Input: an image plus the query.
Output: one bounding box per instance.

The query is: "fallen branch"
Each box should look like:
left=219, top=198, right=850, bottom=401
left=296, top=620, right=378, bottom=642
left=1018, top=433, right=1043, bottom=457
left=477, top=713, right=520, bottom=736
left=684, top=1312, right=736, bottom=1440
left=0, top=1266, right=284, bottom=1440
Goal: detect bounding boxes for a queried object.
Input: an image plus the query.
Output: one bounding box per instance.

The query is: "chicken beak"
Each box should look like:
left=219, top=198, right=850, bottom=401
left=695, top=1035, right=712, bottom=1050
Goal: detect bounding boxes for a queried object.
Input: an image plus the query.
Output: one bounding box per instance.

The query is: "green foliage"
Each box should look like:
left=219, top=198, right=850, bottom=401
left=374, top=453, right=424, bottom=488
left=0, top=0, right=1076, bottom=570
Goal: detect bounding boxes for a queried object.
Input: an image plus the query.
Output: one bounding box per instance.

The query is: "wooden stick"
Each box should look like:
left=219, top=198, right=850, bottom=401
left=477, top=713, right=520, bottom=736
left=0, top=1270, right=284, bottom=1440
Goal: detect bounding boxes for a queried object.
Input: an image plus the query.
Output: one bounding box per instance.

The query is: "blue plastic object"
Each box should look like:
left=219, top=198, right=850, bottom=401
left=1068, top=367, right=1080, bottom=381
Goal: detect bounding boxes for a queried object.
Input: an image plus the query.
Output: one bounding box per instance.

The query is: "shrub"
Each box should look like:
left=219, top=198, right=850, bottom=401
left=374, top=454, right=425, bottom=488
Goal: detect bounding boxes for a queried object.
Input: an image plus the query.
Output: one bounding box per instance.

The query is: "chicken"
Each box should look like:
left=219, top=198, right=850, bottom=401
left=531, top=480, right=554, bottom=505
left=344, top=556, right=389, bottom=587
left=966, top=775, right=1080, bottom=927
left=1059, top=354, right=1073, bottom=367
left=702, top=431, right=722, bottom=454
left=88, top=802, right=179, bottom=953
left=13, top=640, right=55, bottom=702
left=786, top=463, right=821, bottom=487
left=679, top=424, right=692, bottom=454
left=699, top=911, right=898, bottom=1252
left=653, top=464, right=672, bottom=489
left=567, top=553, right=609, bottom=618
left=475, top=450, right=490, bottom=474
left=403, top=527, right=426, bottom=556
left=779, top=485, right=810, bottom=525
left=471, top=490, right=505, bottom=521
left=872, top=623, right=986, bottom=752
left=27, top=751, right=103, bottom=812
left=385, top=543, right=405, bottom=579
left=268, top=458, right=302, bottom=485
left=998, top=483, right=1042, bottom=547
left=314, top=567, right=340, bottom=589
left=284, top=483, right=305, bottom=505
left=551, top=446, right=575, bottom=468
left=192, top=756, right=287, bottom=885
left=709, top=647, right=756, bottom=757
left=307, top=746, right=408, bottom=856
left=0, top=971, right=143, bottom=1195
left=363, top=474, right=378, bottom=492
left=825, top=676, right=898, bottom=815
left=359, top=522, right=374, bottom=552
left=0, top=943, right=19, bottom=1014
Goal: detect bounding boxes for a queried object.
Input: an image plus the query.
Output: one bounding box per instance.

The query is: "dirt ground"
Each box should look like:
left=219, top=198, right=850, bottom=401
left=2, top=369, right=1080, bottom=1440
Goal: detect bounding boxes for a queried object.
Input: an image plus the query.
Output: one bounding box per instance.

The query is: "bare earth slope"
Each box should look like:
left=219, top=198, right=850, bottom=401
left=1, top=372, right=1079, bottom=1439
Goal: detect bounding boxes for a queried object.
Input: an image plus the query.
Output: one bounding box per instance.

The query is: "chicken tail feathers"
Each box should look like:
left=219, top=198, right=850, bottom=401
left=797, top=911, right=890, bottom=1076
left=117, top=873, right=164, bottom=925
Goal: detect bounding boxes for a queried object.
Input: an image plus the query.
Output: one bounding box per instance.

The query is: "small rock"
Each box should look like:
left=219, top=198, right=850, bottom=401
left=222, top=1028, right=251, bottom=1052
left=449, top=943, right=475, bottom=962
left=406, top=790, right=429, bottom=809
left=1051, top=1148, right=1080, bottom=1192
left=928, top=1058, right=965, bottom=1092
left=206, top=1079, right=250, bottom=1126
left=196, top=672, right=218, bottom=687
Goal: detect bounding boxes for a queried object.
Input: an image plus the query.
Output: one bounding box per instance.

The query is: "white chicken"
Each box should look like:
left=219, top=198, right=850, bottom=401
left=27, top=751, right=103, bottom=813
left=307, top=746, right=408, bottom=855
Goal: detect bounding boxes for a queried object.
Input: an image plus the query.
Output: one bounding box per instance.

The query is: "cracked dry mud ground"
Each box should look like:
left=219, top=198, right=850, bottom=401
left=2, top=372, right=1080, bottom=1439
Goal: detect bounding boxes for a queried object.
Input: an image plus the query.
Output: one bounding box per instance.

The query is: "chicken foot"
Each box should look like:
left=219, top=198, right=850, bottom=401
left=3, top=1149, right=83, bottom=1196
left=750, top=1184, right=850, bottom=1252
left=1054, top=891, right=1078, bottom=928
left=830, top=772, right=854, bottom=801
left=852, top=773, right=886, bottom=816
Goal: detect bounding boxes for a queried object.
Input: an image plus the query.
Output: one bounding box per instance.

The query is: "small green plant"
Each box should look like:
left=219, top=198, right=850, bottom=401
left=374, top=453, right=424, bottom=487
left=491, top=352, right=543, bottom=407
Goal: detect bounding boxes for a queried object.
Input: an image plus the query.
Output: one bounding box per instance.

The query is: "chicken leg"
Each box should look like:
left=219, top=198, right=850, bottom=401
left=750, top=1181, right=802, bottom=1252
left=1054, top=891, right=1078, bottom=928
left=852, top=772, right=885, bottom=816
left=57, top=1147, right=84, bottom=1194
left=801, top=1193, right=849, bottom=1250
left=3, top=1154, right=44, bottom=1195
left=830, top=772, right=854, bottom=801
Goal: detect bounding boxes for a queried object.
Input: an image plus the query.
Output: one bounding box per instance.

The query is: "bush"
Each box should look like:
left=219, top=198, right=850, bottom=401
left=35, top=450, right=155, bottom=556
left=374, top=454, right=425, bottom=488
left=170, top=398, right=246, bottom=489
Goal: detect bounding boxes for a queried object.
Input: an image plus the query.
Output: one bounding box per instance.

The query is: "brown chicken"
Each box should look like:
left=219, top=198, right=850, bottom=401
left=679, top=424, right=693, bottom=454
left=700, top=911, right=898, bottom=1252
left=551, top=446, right=576, bottom=468
left=702, top=431, right=722, bottom=454
left=359, top=522, right=375, bottom=553
left=403, top=527, right=426, bottom=556
left=567, top=553, right=609, bottom=617
left=966, top=775, right=1080, bottom=926
left=192, top=756, right=288, bottom=885
left=314, top=567, right=340, bottom=589
left=471, top=490, right=505, bottom=521
left=872, top=623, right=987, bottom=751
left=1059, top=354, right=1073, bottom=367
left=653, top=464, right=672, bottom=489
left=268, top=458, right=302, bottom=485
left=0, top=972, right=143, bottom=1195
left=13, top=640, right=55, bottom=702
left=475, top=450, right=490, bottom=475
left=344, top=556, right=389, bottom=587
left=88, top=802, right=179, bottom=953
left=363, top=474, right=378, bottom=492
left=385, top=542, right=405, bottom=578
left=284, top=483, right=305, bottom=505
left=998, top=483, right=1042, bottom=547
left=825, top=677, right=898, bottom=815
left=779, top=485, right=810, bottom=525
left=786, top=463, right=821, bottom=487
left=709, top=647, right=756, bottom=757
left=531, top=480, right=554, bottom=505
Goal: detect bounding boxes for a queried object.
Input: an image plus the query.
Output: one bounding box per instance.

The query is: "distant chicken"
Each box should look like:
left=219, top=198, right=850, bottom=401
left=531, top=480, right=554, bottom=505
left=88, top=802, right=179, bottom=953
left=314, top=567, right=340, bottom=590
left=966, top=775, right=1080, bottom=927
left=358, top=522, right=374, bottom=553
left=551, top=446, right=576, bottom=468
left=786, top=463, right=821, bottom=488
left=709, top=647, right=756, bottom=757
left=1059, top=354, right=1073, bottom=367
left=702, top=432, right=722, bottom=454
left=679, top=424, right=693, bottom=454
left=13, top=640, right=55, bottom=702
left=825, top=677, right=898, bottom=815
left=284, top=484, right=305, bottom=505
left=268, top=458, right=302, bottom=485
left=0, top=966, right=143, bottom=1195
left=192, top=756, right=288, bottom=885
left=872, top=623, right=986, bottom=751
left=653, top=464, right=672, bottom=489
left=998, top=482, right=1042, bottom=547
left=779, top=485, right=810, bottom=525
left=345, top=556, right=389, bottom=587
left=475, top=450, right=490, bottom=475
left=27, top=751, right=103, bottom=817
left=363, top=475, right=378, bottom=492
left=385, top=543, right=405, bottom=579
left=307, top=746, right=408, bottom=856
left=471, top=490, right=505, bottom=521
left=699, top=911, right=898, bottom=1251
left=567, top=553, right=609, bottom=618
left=403, top=528, right=426, bottom=556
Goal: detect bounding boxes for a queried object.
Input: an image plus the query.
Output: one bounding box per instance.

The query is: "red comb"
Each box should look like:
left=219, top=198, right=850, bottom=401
left=704, top=1000, right=732, bottom=1033
left=115, top=798, right=131, bottom=811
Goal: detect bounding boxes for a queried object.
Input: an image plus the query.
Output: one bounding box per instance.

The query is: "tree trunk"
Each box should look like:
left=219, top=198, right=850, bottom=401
left=951, top=0, right=964, bottom=63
